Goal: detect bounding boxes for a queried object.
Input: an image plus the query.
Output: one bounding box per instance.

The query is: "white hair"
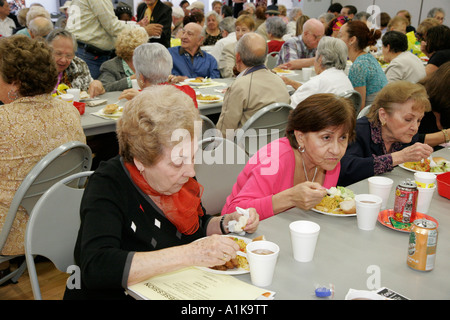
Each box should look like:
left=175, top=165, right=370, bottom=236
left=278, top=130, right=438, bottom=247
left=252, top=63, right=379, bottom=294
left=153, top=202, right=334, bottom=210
left=133, top=43, right=173, bottom=85
left=26, top=6, right=51, bottom=26
left=316, top=36, right=348, bottom=70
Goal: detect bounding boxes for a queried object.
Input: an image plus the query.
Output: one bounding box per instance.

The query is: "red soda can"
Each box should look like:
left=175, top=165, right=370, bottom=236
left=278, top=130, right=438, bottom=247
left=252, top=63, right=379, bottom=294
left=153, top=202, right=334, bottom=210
left=394, top=179, right=418, bottom=223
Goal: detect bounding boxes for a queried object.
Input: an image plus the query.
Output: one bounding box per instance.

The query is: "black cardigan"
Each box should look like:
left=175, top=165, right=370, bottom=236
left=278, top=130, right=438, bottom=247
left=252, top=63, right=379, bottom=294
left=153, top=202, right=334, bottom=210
left=136, top=0, right=172, bottom=48
left=63, top=156, right=211, bottom=300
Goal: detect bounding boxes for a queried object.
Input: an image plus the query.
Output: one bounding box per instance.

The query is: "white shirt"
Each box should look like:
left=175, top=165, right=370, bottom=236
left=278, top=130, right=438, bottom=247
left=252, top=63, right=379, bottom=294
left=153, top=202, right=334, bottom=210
left=290, top=67, right=354, bottom=108
left=0, top=16, right=15, bottom=37
left=384, top=51, right=426, bottom=84
left=209, top=32, right=237, bottom=62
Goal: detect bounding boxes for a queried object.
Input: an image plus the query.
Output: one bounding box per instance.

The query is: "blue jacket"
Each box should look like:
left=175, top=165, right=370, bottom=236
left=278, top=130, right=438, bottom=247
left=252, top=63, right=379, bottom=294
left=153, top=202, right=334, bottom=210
left=168, top=46, right=220, bottom=78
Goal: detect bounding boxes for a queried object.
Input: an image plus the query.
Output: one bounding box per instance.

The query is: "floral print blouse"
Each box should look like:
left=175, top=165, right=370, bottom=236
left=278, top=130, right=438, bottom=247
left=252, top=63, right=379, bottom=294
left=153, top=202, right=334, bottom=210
left=0, top=94, right=86, bottom=255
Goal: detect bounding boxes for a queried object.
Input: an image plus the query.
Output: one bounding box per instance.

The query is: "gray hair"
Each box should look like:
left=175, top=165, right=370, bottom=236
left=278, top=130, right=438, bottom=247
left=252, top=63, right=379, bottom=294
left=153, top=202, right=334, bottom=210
left=316, top=36, right=348, bottom=70
left=236, top=32, right=267, bottom=67
left=26, top=5, right=51, bottom=26
left=243, top=3, right=255, bottom=12
left=289, top=8, right=303, bottom=21
left=172, top=6, right=185, bottom=18
left=265, top=16, right=287, bottom=38
left=46, top=28, right=78, bottom=53
left=318, top=12, right=334, bottom=24
left=29, top=17, right=54, bottom=38
left=427, top=7, right=445, bottom=18
left=133, top=43, right=173, bottom=85
left=205, top=10, right=222, bottom=23
left=219, top=16, right=236, bottom=33
left=354, top=11, right=371, bottom=22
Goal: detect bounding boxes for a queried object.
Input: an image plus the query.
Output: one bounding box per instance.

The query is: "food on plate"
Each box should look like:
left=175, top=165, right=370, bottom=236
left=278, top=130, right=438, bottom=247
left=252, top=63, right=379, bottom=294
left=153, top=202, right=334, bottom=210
left=190, top=77, right=204, bottom=83
left=103, top=103, right=119, bottom=114
left=273, top=67, right=290, bottom=73
left=314, top=186, right=356, bottom=214
left=403, top=157, right=450, bottom=173
left=196, top=93, right=219, bottom=101
left=210, top=236, right=264, bottom=271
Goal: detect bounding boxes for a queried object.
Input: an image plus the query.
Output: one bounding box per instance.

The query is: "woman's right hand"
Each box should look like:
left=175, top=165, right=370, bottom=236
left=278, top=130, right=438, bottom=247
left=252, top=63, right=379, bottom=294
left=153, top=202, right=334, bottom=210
left=118, top=88, right=140, bottom=101
left=392, top=142, right=434, bottom=166
left=289, top=181, right=327, bottom=210
left=186, top=234, right=240, bottom=268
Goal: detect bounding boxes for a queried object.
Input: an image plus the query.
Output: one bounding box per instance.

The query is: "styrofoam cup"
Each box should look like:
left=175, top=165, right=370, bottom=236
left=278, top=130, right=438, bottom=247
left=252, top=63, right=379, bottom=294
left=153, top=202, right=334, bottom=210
left=246, top=240, right=279, bottom=287
left=302, top=67, right=313, bottom=81
left=416, top=185, right=436, bottom=214
left=355, top=194, right=382, bottom=230
left=414, top=172, right=436, bottom=189
left=368, top=176, right=393, bottom=209
left=289, top=220, right=320, bottom=262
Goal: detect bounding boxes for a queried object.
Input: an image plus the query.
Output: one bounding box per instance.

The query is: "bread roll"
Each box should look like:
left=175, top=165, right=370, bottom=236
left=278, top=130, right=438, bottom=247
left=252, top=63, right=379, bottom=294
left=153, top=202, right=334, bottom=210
left=340, top=199, right=356, bottom=214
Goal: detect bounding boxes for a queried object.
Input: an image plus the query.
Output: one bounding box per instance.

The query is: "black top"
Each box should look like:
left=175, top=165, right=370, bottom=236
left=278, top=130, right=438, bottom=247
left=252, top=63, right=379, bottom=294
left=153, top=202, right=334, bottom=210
left=338, top=117, right=422, bottom=186
left=63, top=156, right=211, bottom=300
left=136, top=0, right=172, bottom=48
left=428, top=49, right=450, bottom=68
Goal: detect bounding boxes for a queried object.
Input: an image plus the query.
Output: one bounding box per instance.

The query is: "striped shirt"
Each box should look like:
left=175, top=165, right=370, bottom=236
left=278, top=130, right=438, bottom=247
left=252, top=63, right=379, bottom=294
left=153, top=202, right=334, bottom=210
left=277, top=35, right=316, bottom=65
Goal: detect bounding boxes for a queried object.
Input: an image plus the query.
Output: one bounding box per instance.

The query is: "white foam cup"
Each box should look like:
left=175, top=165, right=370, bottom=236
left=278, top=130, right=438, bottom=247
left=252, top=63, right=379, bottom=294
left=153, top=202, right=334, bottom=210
left=368, top=176, right=393, bottom=209
left=355, top=194, right=382, bottom=230
left=416, top=185, right=436, bottom=214
left=66, top=88, right=80, bottom=102
left=59, top=93, right=74, bottom=103
left=246, top=240, right=279, bottom=287
left=414, top=172, right=436, bottom=189
left=289, top=220, right=320, bottom=262
left=302, top=67, right=313, bottom=81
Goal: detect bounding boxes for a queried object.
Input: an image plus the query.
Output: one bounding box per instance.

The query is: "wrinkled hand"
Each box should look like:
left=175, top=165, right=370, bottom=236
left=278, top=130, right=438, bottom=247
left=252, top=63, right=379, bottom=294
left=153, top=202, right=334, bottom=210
left=398, top=142, right=434, bottom=164
left=228, top=208, right=259, bottom=233
left=118, top=88, right=140, bottom=101
left=168, top=75, right=188, bottom=83
left=88, top=80, right=105, bottom=98
left=144, top=23, right=163, bottom=37
left=187, top=234, right=240, bottom=268
left=290, top=181, right=327, bottom=210
left=137, top=16, right=149, bottom=27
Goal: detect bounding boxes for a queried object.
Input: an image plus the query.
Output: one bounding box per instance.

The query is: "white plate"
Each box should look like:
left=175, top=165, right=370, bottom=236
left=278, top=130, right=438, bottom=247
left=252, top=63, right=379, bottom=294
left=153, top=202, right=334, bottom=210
left=197, top=95, right=223, bottom=104
left=399, top=163, right=447, bottom=175
left=185, top=78, right=212, bottom=86
left=311, top=207, right=356, bottom=217
left=273, top=68, right=295, bottom=75
left=195, top=235, right=250, bottom=275
left=97, top=106, right=123, bottom=118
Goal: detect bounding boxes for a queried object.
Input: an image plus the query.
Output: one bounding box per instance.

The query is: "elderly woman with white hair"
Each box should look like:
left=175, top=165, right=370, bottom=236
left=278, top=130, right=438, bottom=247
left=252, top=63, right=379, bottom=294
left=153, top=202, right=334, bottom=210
left=282, top=36, right=354, bottom=108
left=118, top=42, right=198, bottom=107
left=98, top=28, right=149, bottom=92
left=203, top=10, right=222, bottom=46
left=16, top=5, right=51, bottom=37
left=266, top=16, right=287, bottom=53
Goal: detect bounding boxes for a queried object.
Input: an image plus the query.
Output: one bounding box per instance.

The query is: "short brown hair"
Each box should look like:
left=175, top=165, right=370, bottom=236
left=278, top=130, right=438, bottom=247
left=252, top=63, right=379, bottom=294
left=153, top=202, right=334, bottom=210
left=345, top=20, right=381, bottom=50
left=367, top=81, right=431, bottom=124
left=235, top=14, right=255, bottom=30
left=117, top=85, right=200, bottom=166
left=286, top=93, right=356, bottom=148
left=0, top=35, right=57, bottom=97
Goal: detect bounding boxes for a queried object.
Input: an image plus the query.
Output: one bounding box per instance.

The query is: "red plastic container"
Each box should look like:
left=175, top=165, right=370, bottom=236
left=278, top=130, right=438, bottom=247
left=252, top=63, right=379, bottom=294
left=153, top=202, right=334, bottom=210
left=436, top=172, right=450, bottom=200
left=73, top=101, right=85, bottom=115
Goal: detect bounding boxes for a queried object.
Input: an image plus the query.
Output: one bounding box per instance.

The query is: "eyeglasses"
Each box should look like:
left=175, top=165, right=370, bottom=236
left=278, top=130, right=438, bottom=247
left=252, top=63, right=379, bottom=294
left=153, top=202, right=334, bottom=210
left=415, top=32, right=425, bottom=42
left=54, top=52, right=75, bottom=60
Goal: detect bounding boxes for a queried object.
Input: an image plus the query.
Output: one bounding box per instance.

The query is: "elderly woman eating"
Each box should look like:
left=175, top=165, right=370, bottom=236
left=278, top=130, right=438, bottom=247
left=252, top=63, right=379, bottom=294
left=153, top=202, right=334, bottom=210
left=338, top=81, right=433, bottom=186
left=0, top=35, right=85, bottom=271
left=221, top=93, right=356, bottom=220
left=46, top=29, right=105, bottom=98
left=98, top=28, right=149, bottom=92
left=63, top=85, right=258, bottom=299
left=282, top=36, right=353, bottom=108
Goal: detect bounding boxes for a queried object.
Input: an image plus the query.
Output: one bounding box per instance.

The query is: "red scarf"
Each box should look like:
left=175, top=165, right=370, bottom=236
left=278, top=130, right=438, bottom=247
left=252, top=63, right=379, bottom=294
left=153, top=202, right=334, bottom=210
left=124, top=162, right=204, bottom=235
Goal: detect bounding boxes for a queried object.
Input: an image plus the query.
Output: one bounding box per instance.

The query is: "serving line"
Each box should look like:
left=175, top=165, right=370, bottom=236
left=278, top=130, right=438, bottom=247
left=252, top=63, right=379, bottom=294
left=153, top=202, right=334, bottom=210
left=234, top=147, right=450, bottom=300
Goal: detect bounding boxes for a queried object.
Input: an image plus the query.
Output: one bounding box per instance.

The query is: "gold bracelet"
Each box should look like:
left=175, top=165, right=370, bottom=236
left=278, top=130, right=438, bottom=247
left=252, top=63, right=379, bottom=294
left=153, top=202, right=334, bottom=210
left=443, top=129, right=450, bottom=143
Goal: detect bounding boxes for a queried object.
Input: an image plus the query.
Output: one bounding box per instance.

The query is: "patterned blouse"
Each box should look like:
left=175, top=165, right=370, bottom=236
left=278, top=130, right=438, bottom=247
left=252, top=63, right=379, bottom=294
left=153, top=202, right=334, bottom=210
left=203, top=33, right=222, bottom=46
left=0, top=94, right=86, bottom=255
left=348, top=53, right=387, bottom=97
left=370, top=120, right=402, bottom=175
left=59, top=56, right=94, bottom=92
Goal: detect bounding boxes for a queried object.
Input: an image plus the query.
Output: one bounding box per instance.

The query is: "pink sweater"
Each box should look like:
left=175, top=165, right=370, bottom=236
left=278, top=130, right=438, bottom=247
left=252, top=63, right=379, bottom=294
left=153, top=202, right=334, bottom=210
left=221, top=137, right=340, bottom=220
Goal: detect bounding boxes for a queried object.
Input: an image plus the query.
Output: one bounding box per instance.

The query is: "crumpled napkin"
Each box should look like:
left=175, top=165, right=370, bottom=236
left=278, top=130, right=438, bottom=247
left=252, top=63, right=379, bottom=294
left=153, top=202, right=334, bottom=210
left=227, top=207, right=249, bottom=235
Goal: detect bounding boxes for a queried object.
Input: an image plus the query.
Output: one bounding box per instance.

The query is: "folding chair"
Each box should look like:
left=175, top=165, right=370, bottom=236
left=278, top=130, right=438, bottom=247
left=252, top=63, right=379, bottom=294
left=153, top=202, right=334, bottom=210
left=339, top=89, right=362, bottom=112
left=265, top=51, right=279, bottom=69
left=0, top=141, right=92, bottom=286
left=235, top=102, right=294, bottom=156
left=195, top=137, right=248, bottom=215
left=25, top=171, right=94, bottom=300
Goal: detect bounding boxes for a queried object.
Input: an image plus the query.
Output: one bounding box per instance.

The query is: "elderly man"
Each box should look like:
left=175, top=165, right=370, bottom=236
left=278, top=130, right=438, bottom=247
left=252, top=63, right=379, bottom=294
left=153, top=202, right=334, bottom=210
left=276, top=18, right=325, bottom=69
left=0, top=0, right=15, bottom=37
left=28, top=16, right=53, bottom=39
left=168, top=22, right=220, bottom=79
left=216, top=33, right=290, bottom=138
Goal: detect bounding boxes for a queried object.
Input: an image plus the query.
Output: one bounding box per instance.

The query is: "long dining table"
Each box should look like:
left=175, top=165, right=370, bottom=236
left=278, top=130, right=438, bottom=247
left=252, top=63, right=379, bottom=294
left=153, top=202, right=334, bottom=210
left=80, top=70, right=308, bottom=138
left=233, top=147, right=450, bottom=300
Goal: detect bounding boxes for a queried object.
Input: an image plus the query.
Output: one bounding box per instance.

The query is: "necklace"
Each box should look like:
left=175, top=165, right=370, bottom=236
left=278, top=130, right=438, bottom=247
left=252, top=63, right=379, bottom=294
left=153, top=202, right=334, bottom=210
left=302, top=157, right=317, bottom=182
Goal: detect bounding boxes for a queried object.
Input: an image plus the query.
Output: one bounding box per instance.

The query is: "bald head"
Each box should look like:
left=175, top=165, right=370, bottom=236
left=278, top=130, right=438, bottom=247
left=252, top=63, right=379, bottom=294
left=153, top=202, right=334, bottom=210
left=181, top=22, right=204, bottom=54
left=236, top=32, right=268, bottom=67
left=301, top=18, right=325, bottom=49
left=29, top=16, right=54, bottom=38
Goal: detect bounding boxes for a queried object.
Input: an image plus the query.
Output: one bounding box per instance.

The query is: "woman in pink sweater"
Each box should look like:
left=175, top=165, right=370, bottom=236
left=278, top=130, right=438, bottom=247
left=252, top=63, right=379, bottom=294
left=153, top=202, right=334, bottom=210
left=222, top=93, right=356, bottom=220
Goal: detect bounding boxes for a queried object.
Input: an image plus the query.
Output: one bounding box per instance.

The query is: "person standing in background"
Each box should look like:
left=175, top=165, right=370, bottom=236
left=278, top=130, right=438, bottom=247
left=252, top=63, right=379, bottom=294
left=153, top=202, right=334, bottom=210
left=0, top=0, right=15, bottom=37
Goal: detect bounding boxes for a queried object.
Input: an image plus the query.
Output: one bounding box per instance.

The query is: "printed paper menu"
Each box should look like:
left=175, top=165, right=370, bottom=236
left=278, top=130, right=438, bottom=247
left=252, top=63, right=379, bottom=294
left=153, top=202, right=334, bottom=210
left=127, top=267, right=273, bottom=300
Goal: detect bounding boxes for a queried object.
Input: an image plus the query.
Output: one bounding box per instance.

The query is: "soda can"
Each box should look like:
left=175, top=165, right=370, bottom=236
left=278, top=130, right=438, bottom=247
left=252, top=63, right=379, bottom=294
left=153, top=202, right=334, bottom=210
left=394, top=179, right=418, bottom=223
left=407, top=219, right=438, bottom=271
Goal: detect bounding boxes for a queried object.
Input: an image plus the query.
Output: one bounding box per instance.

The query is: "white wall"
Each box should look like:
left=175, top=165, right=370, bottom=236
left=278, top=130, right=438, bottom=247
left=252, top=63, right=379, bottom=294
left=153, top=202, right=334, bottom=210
left=24, top=0, right=58, bottom=13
